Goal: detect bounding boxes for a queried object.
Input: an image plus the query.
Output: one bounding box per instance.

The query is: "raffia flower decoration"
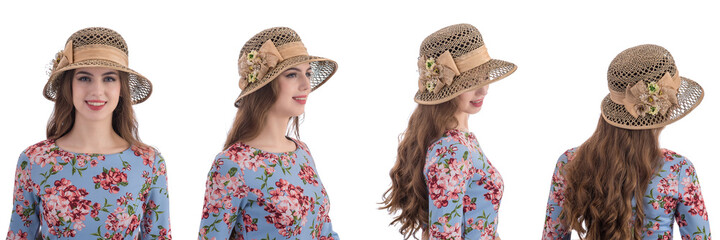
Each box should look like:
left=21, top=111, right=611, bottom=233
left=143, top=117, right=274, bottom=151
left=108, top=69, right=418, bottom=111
left=238, top=44, right=281, bottom=90
left=628, top=81, right=675, bottom=117
left=417, top=51, right=459, bottom=94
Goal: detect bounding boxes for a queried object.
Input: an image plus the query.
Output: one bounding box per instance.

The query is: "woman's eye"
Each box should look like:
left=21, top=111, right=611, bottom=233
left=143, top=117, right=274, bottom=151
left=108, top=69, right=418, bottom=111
left=104, top=77, right=117, bottom=82
left=78, top=76, right=91, bottom=82
left=305, top=72, right=313, bottom=78
left=286, top=73, right=297, bottom=78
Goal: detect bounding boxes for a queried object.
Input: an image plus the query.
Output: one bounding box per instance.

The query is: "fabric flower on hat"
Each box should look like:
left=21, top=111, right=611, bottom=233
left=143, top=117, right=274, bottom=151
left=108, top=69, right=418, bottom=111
left=625, top=79, right=677, bottom=118
left=238, top=47, right=281, bottom=90
left=418, top=54, right=456, bottom=94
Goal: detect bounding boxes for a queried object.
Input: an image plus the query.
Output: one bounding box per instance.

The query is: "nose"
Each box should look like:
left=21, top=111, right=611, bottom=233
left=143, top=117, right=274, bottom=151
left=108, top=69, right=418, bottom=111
left=89, top=78, right=105, bottom=95
left=300, top=73, right=311, bottom=91
left=475, top=84, right=489, bottom=97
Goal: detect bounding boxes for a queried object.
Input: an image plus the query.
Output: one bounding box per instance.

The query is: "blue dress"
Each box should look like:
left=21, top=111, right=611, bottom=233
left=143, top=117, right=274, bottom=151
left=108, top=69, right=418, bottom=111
left=6, top=139, right=172, bottom=240
left=542, top=148, right=711, bottom=239
left=198, top=138, right=339, bottom=240
left=424, top=129, right=504, bottom=239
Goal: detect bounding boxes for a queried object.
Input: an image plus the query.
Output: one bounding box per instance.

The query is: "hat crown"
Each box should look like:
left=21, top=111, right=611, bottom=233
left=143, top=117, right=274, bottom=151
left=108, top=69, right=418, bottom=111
left=67, top=27, right=128, bottom=55
left=419, top=23, right=485, bottom=59
left=607, top=44, right=677, bottom=93
left=239, top=27, right=302, bottom=57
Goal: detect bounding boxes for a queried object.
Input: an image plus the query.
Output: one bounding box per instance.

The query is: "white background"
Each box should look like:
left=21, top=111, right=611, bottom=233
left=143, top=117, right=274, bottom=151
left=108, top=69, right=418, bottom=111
left=1, top=1, right=717, bottom=239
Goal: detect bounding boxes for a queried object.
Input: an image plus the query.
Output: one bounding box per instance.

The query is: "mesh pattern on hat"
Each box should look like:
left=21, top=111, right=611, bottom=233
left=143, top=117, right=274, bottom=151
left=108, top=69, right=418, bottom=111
left=234, top=27, right=337, bottom=105
left=240, top=27, right=301, bottom=54
left=44, top=27, right=152, bottom=104
left=69, top=27, right=128, bottom=54
left=602, top=44, right=703, bottom=129
left=414, top=24, right=516, bottom=104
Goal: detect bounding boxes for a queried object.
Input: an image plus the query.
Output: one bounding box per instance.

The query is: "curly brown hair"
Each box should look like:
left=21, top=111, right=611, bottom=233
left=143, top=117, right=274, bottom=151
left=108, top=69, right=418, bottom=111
left=561, top=116, right=663, bottom=239
left=381, top=100, right=458, bottom=239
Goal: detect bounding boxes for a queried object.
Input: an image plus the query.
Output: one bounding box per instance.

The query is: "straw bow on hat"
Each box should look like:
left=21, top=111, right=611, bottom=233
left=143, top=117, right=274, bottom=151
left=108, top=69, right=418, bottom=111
left=601, top=44, right=704, bottom=130
left=44, top=27, right=152, bottom=104
left=234, top=27, right=338, bottom=107
left=415, top=23, right=517, bottom=105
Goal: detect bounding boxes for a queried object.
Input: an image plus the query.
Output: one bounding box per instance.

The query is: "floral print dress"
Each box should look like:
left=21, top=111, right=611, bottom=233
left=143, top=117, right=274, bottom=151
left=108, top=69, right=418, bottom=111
left=6, top=140, right=172, bottom=240
left=424, top=129, right=504, bottom=240
left=542, top=148, right=711, bottom=239
left=198, top=138, right=338, bottom=240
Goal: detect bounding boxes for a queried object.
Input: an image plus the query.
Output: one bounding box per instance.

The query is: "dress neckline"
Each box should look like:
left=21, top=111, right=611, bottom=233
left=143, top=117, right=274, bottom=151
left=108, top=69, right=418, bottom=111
left=49, top=139, right=132, bottom=156
left=240, top=137, right=301, bottom=155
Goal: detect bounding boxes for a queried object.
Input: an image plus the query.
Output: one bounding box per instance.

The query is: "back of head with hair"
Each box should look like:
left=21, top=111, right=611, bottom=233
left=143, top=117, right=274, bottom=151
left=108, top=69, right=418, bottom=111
left=561, top=116, right=663, bottom=240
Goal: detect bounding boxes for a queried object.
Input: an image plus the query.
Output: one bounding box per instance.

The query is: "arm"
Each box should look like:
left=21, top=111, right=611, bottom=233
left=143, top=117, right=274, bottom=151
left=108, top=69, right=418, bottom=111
left=140, top=151, right=172, bottom=240
left=7, top=152, right=40, bottom=239
left=425, top=142, right=472, bottom=240
left=541, top=151, right=571, bottom=240
left=676, top=158, right=711, bottom=239
left=198, top=153, right=247, bottom=240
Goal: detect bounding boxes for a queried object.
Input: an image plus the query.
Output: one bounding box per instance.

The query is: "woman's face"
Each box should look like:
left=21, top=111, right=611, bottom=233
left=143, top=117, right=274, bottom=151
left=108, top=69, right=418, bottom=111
left=71, top=67, right=121, bottom=122
left=455, top=84, right=490, bottom=115
left=269, top=62, right=312, bottom=117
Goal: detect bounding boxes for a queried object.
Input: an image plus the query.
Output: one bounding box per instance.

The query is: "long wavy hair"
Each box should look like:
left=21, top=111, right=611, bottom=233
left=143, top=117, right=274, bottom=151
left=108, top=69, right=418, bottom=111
left=381, top=100, right=459, bottom=240
left=561, top=116, right=663, bottom=240
left=46, top=70, right=147, bottom=148
left=224, top=79, right=300, bottom=150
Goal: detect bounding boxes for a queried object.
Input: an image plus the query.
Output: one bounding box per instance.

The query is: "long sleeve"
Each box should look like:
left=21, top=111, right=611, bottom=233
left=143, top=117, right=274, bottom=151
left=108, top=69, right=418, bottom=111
left=140, top=151, right=172, bottom=240
left=6, top=152, right=40, bottom=239
left=675, top=159, right=711, bottom=239
left=198, top=153, right=247, bottom=240
left=542, top=151, right=571, bottom=240
left=425, top=142, right=472, bottom=240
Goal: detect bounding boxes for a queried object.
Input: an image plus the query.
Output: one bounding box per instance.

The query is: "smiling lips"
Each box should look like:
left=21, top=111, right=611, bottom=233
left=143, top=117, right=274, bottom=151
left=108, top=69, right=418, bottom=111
left=293, top=95, right=307, bottom=104
left=470, top=99, right=484, bottom=108
left=86, top=100, right=107, bottom=111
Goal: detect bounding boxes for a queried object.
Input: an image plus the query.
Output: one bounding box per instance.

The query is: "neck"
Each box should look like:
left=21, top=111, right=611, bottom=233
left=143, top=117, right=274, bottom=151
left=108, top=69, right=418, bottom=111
left=248, top=112, right=292, bottom=148
left=453, top=111, right=470, bottom=132
left=57, top=115, right=128, bottom=153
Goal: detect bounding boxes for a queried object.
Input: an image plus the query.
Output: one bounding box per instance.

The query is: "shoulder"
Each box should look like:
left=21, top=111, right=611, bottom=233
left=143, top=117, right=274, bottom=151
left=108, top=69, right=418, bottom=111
left=658, top=149, right=696, bottom=177
left=22, top=139, right=56, bottom=158
left=290, top=138, right=311, bottom=154
left=554, top=147, right=578, bottom=170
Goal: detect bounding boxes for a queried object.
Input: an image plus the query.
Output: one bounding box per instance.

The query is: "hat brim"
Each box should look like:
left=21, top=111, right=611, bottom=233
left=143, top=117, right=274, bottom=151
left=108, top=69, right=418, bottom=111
left=414, top=58, right=517, bottom=105
left=601, top=77, right=704, bottom=130
left=234, top=55, right=338, bottom=107
left=44, top=59, right=153, bottom=104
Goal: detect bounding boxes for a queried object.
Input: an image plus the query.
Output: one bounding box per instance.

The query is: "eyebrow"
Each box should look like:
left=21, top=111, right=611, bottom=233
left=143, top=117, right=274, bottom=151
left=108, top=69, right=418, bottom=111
left=284, top=67, right=313, bottom=73
left=75, top=71, right=119, bottom=76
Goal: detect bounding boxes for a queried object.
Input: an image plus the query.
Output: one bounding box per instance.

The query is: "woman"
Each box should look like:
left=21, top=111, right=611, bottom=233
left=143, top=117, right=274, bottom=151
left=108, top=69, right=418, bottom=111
left=382, top=23, right=517, bottom=240
left=6, top=27, right=171, bottom=239
left=197, top=27, right=340, bottom=240
left=542, top=44, right=710, bottom=239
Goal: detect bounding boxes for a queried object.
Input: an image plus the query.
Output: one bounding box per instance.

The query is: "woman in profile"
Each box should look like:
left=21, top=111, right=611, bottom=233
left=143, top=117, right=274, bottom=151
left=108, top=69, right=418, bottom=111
left=382, top=23, right=517, bottom=240
left=6, top=27, right=171, bottom=239
left=542, top=44, right=710, bottom=239
left=197, top=27, right=340, bottom=239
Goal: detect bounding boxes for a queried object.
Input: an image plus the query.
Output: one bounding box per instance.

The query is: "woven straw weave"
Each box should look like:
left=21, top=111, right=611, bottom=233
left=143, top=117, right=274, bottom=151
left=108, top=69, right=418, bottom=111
left=234, top=27, right=337, bottom=106
left=44, top=27, right=152, bottom=104
left=414, top=24, right=516, bottom=104
left=601, top=44, right=704, bottom=129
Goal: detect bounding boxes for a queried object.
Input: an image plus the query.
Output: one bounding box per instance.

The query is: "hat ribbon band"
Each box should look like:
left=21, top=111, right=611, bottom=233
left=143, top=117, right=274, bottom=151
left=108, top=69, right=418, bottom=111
left=56, top=41, right=129, bottom=70
left=259, top=40, right=308, bottom=62
left=609, top=71, right=681, bottom=118
left=435, top=45, right=492, bottom=77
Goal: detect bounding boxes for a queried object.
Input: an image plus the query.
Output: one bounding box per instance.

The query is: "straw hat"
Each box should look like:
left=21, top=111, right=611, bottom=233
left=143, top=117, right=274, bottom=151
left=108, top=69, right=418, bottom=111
left=415, top=23, right=517, bottom=105
left=44, top=27, right=152, bottom=104
left=601, top=44, right=704, bottom=130
left=234, top=27, right=337, bottom=107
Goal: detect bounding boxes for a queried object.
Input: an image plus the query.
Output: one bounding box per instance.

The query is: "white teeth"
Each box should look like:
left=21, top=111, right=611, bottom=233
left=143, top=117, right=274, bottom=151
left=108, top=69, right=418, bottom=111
left=471, top=100, right=483, bottom=103
left=294, top=97, right=307, bottom=100
left=87, top=101, right=105, bottom=106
